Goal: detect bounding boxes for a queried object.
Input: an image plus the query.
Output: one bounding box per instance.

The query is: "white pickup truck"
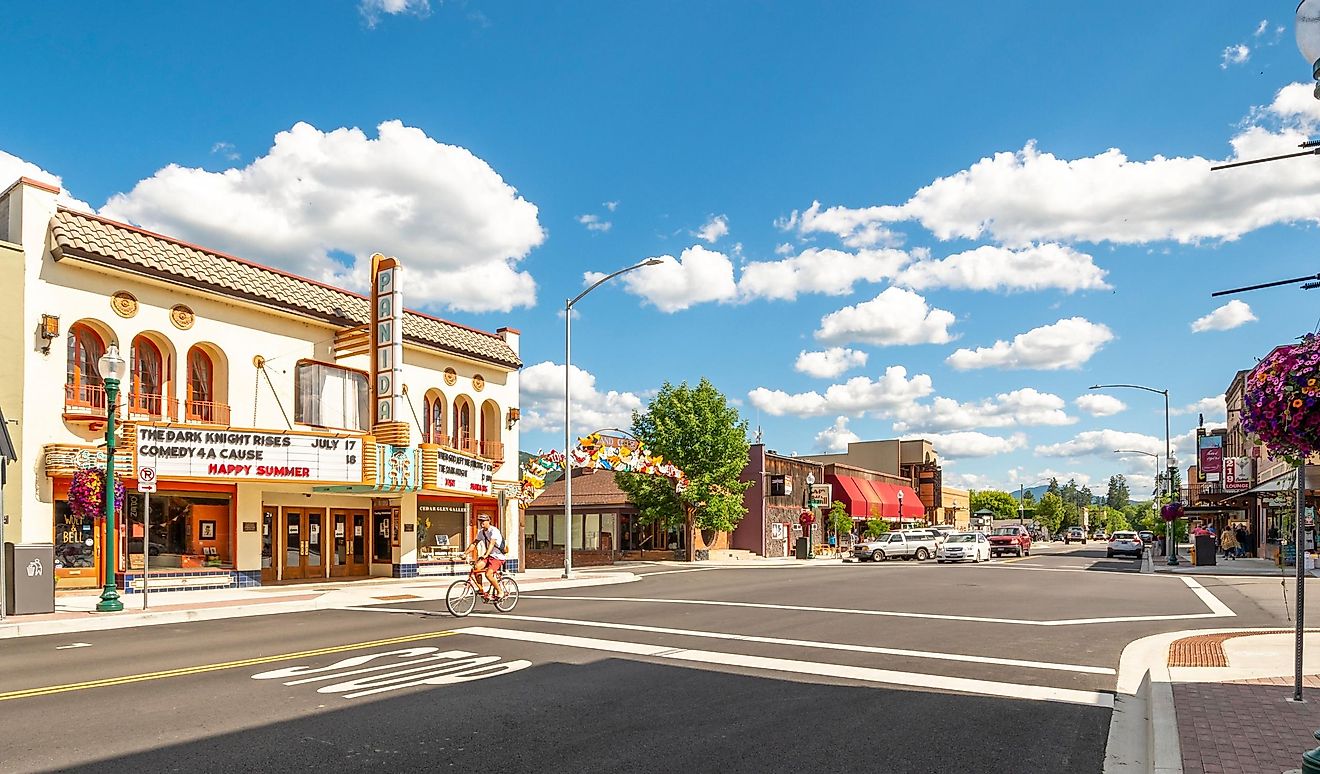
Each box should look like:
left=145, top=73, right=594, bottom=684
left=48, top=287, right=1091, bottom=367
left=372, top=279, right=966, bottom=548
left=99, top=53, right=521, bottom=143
left=851, top=530, right=940, bottom=562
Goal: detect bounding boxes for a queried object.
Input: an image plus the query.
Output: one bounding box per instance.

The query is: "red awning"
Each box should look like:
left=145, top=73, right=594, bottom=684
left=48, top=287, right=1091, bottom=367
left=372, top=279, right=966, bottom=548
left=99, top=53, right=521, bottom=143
left=826, top=474, right=878, bottom=518
left=871, top=482, right=925, bottom=521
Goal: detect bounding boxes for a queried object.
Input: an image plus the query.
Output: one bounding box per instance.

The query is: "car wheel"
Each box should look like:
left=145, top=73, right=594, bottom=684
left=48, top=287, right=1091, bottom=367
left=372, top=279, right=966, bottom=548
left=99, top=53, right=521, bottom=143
left=872, top=550, right=885, bottom=562
left=915, top=548, right=929, bottom=561
left=1024, top=548, right=1030, bottom=556
left=1015, top=547, right=1023, bottom=557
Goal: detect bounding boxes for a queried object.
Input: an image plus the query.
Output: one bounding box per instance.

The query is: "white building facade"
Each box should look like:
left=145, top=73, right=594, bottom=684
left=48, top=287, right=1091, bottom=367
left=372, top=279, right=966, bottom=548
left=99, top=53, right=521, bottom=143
left=0, top=177, right=523, bottom=593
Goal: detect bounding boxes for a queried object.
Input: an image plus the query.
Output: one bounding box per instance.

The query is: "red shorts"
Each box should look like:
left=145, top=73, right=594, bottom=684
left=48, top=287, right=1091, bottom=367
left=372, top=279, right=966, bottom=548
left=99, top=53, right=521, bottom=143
left=483, top=557, right=504, bottom=573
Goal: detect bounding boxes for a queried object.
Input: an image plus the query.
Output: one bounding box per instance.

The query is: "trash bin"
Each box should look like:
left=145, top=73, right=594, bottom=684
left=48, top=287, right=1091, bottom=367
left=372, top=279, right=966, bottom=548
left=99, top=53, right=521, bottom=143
left=4, top=543, right=56, bottom=615
left=1193, top=534, right=1217, bottom=567
left=794, top=536, right=809, bottom=560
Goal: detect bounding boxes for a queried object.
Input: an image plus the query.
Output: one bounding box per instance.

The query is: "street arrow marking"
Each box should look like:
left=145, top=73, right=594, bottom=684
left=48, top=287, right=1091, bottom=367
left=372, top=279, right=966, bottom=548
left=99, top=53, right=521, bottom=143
left=55, top=643, right=92, bottom=650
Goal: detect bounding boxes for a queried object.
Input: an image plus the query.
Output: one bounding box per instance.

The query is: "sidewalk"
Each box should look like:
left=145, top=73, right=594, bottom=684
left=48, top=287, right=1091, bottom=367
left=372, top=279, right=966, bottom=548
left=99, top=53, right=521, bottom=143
left=0, top=568, right=638, bottom=640
left=1151, top=546, right=1320, bottom=578
left=1109, top=628, right=1320, bottom=774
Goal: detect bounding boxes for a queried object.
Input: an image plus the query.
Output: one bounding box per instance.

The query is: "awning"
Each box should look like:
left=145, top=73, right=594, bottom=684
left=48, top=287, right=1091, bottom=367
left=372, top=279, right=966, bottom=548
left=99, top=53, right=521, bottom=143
left=871, top=482, right=926, bottom=521
left=1225, top=465, right=1320, bottom=498
left=827, top=474, right=879, bottom=518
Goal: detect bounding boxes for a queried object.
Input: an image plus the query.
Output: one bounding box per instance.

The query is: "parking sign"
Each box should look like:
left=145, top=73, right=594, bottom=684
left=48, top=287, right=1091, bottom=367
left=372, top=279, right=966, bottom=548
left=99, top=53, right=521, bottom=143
left=137, top=466, right=157, bottom=493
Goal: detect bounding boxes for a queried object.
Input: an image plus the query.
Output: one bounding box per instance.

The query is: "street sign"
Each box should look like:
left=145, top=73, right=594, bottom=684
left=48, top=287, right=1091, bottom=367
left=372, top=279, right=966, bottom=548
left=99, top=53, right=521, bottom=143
left=137, top=465, right=157, bottom=493
left=809, top=483, right=832, bottom=508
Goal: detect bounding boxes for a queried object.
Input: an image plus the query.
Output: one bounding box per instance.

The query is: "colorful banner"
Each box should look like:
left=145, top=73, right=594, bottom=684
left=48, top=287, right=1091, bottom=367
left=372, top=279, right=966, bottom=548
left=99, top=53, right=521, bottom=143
left=1198, top=435, right=1223, bottom=482
left=518, top=431, right=688, bottom=503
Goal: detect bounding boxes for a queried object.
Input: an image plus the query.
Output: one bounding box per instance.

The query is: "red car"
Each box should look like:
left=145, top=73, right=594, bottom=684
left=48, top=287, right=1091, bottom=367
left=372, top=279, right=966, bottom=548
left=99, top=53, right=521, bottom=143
left=988, top=525, right=1032, bottom=557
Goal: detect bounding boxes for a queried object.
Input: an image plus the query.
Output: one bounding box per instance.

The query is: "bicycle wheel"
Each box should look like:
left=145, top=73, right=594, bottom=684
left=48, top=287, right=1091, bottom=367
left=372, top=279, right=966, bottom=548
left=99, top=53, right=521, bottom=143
left=493, top=576, right=520, bottom=612
left=445, top=578, right=477, bottom=618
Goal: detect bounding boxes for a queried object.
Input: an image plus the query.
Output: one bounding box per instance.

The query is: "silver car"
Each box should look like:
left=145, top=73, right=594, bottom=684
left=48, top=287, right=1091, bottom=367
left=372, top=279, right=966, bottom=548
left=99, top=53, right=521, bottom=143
left=851, top=530, right=939, bottom=562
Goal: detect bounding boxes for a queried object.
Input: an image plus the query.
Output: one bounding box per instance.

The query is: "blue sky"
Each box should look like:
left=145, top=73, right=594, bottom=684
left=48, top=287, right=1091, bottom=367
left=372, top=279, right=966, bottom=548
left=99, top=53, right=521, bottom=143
left=5, top=2, right=1320, bottom=497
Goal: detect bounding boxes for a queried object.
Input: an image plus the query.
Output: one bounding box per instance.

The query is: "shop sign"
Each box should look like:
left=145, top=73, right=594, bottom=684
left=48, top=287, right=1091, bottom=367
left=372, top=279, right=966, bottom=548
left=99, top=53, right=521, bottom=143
left=809, top=483, right=832, bottom=508
left=435, top=448, right=494, bottom=495
left=136, top=426, right=364, bottom=483
left=370, top=253, right=404, bottom=426
left=1198, top=435, right=1223, bottom=482
left=1224, top=457, right=1252, bottom=491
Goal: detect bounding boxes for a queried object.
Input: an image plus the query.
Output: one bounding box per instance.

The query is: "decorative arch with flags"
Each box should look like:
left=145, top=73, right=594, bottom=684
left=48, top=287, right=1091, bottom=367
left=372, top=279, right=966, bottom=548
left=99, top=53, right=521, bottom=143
left=518, top=431, right=688, bottom=504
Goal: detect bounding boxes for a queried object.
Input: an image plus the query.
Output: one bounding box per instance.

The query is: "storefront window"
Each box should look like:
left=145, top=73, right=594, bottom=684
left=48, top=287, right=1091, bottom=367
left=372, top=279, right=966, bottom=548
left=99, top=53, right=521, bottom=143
left=373, top=510, right=394, bottom=562
left=295, top=361, right=369, bottom=431
left=54, top=502, right=97, bottom=571
left=124, top=493, right=233, bottom=568
left=417, top=502, right=466, bottom=560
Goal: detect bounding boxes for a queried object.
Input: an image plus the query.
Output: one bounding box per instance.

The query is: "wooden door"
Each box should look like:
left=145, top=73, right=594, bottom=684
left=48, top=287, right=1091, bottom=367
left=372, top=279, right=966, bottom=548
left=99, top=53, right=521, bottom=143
left=282, top=508, right=327, bottom=580
left=330, top=509, right=369, bottom=577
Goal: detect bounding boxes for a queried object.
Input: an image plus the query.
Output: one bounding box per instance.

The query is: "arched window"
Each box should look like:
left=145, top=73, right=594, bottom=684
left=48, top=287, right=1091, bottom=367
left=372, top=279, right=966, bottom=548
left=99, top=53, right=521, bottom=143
left=130, top=336, right=164, bottom=417
left=422, top=396, right=432, bottom=443
left=428, top=392, right=448, bottom=446
left=187, top=346, right=215, bottom=422
left=65, top=323, right=105, bottom=408
left=455, top=399, right=474, bottom=454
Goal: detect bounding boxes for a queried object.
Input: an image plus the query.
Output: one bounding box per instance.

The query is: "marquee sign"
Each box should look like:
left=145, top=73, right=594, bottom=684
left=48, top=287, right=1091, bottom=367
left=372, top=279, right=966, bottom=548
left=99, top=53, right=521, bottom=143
left=135, top=426, right=365, bottom=483
left=371, top=253, right=404, bottom=426
left=436, top=448, right=495, bottom=495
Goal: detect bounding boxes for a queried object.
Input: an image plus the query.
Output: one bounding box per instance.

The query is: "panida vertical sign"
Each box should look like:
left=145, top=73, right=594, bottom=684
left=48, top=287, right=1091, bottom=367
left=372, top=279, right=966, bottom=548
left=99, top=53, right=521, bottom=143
left=371, top=253, right=404, bottom=425
left=435, top=448, right=494, bottom=494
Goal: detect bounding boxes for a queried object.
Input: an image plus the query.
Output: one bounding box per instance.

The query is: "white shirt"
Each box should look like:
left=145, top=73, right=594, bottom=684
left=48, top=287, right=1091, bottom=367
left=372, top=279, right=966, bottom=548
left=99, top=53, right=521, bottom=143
left=477, top=526, right=506, bottom=560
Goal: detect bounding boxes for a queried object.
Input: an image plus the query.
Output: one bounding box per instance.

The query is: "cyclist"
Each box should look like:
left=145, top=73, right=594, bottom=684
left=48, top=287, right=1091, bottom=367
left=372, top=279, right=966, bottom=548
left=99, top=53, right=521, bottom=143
left=474, top=514, right=507, bottom=599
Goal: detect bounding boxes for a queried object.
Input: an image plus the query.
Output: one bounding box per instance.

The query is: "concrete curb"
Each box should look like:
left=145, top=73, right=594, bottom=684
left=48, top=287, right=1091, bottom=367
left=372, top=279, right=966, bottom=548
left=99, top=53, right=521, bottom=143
left=0, top=572, right=639, bottom=640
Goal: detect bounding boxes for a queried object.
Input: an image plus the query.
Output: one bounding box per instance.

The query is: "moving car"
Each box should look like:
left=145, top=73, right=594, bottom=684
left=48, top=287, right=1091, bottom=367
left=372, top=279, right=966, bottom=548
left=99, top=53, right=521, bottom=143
left=1064, top=526, right=1085, bottom=544
left=988, top=525, right=1032, bottom=557
left=1107, top=531, right=1145, bottom=558
left=937, top=532, right=990, bottom=563
left=851, top=530, right=940, bottom=562
left=1138, top=530, right=1155, bottom=546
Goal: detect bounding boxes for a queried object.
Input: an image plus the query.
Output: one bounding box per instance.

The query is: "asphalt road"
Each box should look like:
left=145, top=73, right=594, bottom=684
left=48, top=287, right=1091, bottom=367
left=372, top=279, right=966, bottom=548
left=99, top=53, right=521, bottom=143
left=0, top=544, right=1304, bottom=773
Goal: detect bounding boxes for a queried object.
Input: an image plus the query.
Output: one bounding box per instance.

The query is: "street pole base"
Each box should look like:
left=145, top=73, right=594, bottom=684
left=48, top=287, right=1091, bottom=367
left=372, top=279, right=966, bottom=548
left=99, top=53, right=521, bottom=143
left=95, top=586, right=123, bottom=613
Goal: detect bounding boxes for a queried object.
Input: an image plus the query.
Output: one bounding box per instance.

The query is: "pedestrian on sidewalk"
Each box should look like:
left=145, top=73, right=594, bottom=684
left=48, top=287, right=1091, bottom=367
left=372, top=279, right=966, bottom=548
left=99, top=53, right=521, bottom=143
left=1220, top=528, right=1239, bottom=560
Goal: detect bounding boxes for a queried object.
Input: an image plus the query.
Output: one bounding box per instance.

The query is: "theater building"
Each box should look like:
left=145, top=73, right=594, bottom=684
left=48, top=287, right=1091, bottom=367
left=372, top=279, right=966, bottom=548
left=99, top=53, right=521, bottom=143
left=0, top=177, right=523, bottom=593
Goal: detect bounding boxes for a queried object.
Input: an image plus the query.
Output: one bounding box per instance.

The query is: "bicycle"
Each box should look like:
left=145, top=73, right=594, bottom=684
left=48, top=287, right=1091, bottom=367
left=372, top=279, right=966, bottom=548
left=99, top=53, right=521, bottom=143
left=445, top=566, right=520, bottom=617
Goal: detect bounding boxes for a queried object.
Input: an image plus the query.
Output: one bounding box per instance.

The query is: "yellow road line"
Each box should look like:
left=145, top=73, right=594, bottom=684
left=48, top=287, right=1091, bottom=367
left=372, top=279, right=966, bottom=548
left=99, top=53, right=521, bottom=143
left=0, top=630, right=456, bottom=702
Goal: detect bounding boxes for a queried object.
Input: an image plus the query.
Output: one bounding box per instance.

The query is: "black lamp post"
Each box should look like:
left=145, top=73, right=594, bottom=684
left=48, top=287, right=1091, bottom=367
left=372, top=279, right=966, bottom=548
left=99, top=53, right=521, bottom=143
left=95, top=344, right=127, bottom=613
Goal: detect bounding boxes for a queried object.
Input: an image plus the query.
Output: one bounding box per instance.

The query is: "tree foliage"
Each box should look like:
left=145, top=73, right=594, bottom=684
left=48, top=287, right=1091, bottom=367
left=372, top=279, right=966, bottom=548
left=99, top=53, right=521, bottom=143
left=864, top=519, right=890, bottom=539
left=829, top=500, right=852, bottom=541
left=1035, top=492, right=1064, bottom=533
left=1106, top=475, right=1131, bottom=510
left=969, top=489, right=1019, bottom=520
left=615, top=379, right=753, bottom=549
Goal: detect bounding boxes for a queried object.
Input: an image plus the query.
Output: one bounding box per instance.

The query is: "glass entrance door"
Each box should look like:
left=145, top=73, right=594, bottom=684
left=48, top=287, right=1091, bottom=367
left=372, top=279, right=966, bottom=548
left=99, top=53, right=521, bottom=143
left=330, top=510, right=369, bottom=577
left=282, top=509, right=326, bottom=580
left=261, top=506, right=277, bottom=582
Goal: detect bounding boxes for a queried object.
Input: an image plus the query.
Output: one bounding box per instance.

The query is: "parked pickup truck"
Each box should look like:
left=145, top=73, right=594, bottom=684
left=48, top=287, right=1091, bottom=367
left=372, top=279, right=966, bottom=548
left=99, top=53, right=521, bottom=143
left=851, top=530, right=940, bottom=562
left=987, top=525, right=1032, bottom=557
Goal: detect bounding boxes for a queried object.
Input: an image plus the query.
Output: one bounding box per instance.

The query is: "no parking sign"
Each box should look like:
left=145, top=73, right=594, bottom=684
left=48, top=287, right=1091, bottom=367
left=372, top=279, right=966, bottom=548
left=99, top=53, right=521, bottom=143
left=137, top=466, right=157, bottom=493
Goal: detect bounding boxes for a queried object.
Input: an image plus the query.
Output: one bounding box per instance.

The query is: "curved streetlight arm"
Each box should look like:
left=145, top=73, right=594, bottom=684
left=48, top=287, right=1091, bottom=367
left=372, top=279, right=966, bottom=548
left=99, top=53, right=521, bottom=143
left=1090, top=383, right=1167, bottom=398
left=568, top=258, right=664, bottom=310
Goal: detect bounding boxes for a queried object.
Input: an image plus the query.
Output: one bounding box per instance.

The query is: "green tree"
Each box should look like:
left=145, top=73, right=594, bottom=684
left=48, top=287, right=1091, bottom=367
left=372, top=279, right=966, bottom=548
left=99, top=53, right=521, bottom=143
left=615, top=378, right=753, bottom=561
left=829, top=500, right=852, bottom=544
left=863, top=519, right=890, bottom=539
left=969, top=489, right=1019, bottom=520
left=1104, top=508, right=1131, bottom=534
left=1106, top=475, right=1131, bottom=510
left=1047, top=477, right=1060, bottom=497
left=1021, top=489, right=1036, bottom=505
left=1035, top=492, right=1064, bottom=534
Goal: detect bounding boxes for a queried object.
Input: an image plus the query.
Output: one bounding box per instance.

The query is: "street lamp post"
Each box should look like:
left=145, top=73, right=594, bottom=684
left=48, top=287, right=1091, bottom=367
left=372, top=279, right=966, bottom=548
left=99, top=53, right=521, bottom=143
left=563, top=259, right=663, bottom=579
left=1091, top=383, right=1178, bottom=566
left=95, top=345, right=127, bottom=613
left=897, top=489, right=904, bottom=527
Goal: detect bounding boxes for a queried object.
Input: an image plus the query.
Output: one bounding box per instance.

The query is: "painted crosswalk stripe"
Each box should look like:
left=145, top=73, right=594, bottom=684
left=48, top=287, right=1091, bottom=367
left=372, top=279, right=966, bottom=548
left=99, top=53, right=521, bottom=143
left=451, top=626, right=1114, bottom=708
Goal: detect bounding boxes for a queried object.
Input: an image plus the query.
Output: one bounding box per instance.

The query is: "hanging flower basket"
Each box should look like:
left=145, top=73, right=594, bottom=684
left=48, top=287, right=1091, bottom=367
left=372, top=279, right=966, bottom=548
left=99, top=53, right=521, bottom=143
left=68, top=468, right=124, bottom=520
left=1242, top=333, right=1320, bottom=465
left=1161, top=502, right=1184, bottom=522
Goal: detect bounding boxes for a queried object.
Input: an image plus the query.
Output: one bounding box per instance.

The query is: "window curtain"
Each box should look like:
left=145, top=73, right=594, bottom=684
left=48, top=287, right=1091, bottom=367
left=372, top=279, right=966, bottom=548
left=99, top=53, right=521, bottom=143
left=67, top=328, right=104, bottom=390
left=431, top=399, right=445, bottom=441
left=297, top=363, right=367, bottom=431
left=189, top=349, right=213, bottom=405
left=133, top=340, right=161, bottom=407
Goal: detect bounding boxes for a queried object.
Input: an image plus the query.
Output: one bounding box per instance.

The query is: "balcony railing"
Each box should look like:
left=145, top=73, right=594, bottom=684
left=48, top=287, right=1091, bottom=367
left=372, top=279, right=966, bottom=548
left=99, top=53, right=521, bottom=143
left=427, top=433, right=452, bottom=447
left=184, top=400, right=231, bottom=425
left=63, top=383, right=109, bottom=420
left=480, top=440, right=505, bottom=461
left=458, top=436, right=481, bottom=456
left=126, top=393, right=178, bottom=421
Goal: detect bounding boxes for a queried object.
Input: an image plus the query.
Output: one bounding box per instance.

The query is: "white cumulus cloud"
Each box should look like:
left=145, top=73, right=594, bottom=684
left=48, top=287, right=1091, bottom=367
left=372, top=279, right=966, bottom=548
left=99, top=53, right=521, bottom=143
left=738, top=247, right=909, bottom=302
left=895, top=243, right=1110, bottom=293
left=906, top=431, right=1027, bottom=459
left=748, top=366, right=934, bottom=418
left=1171, top=395, right=1227, bottom=422
left=1035, top=429, right=1162, bottom=458
left=102, top=121, right=544, bottom=313
left=360, top=0, right=430, bottom=27
left=577, top=213, right=612, bottom=232
left=777, top=200, right=904, bottom=248
left=0, top=149, right=92, bottom=211
left=518, top=361, right=645, bottom=435
left=946, top=317, right=1113, bottom=371
left=891, top=388, right=1074, bottom=433
left=694, top=214, right=729, bottom=243
left=599, top=245, right=736, bottom=312
left=1074, top=394, right=1127, bottom=417
left=814, top=416, right=861, bottom=453
left=815, top=287, right=956, bottom=346
left=1221, top=44, right=1250, bottom=69
left=795, top=348, right=869, bottom=379
left=1190, top=300, right=1257, bottom=332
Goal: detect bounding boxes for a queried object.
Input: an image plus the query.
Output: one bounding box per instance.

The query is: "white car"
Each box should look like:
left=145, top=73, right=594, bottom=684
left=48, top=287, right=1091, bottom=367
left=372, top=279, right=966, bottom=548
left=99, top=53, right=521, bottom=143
left=936, top=531, right=991, bottom=563
left=1107, top=531, right=1145, bottom=558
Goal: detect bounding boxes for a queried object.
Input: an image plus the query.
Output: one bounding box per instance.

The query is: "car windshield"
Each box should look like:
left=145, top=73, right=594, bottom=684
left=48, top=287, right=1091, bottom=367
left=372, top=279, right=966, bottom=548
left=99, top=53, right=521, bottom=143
left=948, top=534, right=975, bottom=543
left=991, top=528, right=1018, bottom=536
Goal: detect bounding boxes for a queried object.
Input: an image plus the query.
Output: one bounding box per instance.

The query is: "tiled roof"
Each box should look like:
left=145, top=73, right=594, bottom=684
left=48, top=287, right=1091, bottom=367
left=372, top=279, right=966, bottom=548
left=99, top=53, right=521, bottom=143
left=528, top=469, right=634, bottom=509
left=49, top=208, right=521, bottom=369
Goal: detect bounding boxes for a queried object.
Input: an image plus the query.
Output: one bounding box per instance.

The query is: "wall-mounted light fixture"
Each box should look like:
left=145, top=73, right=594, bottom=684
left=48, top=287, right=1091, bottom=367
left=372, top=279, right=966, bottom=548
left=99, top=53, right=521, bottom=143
left=506, top=407, right=520, bottom=430
left=39, top=314, right=60, bottom=354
